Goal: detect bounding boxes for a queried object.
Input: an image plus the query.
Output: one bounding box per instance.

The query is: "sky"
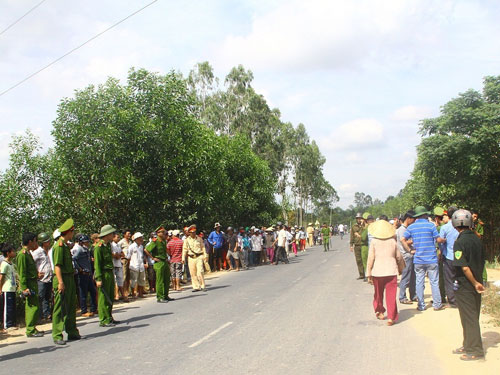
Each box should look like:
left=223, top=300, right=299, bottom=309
left=1, top=0, right=499, bottom=208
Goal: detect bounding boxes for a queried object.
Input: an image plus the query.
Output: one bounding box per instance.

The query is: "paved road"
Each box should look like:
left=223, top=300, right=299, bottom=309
left=0, top=237, right=443, bottom=374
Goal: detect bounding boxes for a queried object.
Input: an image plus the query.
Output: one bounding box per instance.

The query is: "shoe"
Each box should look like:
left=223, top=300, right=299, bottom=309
left=27, top=331, right=44, bottom=337
left=54, top=339, right=66, bottom=345
left=400, top=299, right=413, bottom=305
left=82, top=312, right=94, bottom=317
left=363, top=278, right=367, bottom=282
left=157, top=299, right=168, bottom=303
left=356, top=276, right=364, bottom=280
left=68, top=335, right=82, bottom=341
left=165, top=297, right=175, bottom=301
left=99, top=323, right=116, bottom=327
left=201, top=288, right=207, bottom=292
left=192, top=289, right=201, bottom=293
left=417, top=306, right=427, bottom=311
left=434, top=305, right=447, bottom=311
left=111, top=319, right=120, bottom=324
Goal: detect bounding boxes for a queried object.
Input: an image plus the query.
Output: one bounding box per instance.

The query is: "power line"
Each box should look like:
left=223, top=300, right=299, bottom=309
left=0, top=0, right=159, bottom=98
left=0, top=0, right=48, bottom=36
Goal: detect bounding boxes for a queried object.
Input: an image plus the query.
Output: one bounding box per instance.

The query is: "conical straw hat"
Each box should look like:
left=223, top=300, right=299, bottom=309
left=368, top=220, right=395, bottom=240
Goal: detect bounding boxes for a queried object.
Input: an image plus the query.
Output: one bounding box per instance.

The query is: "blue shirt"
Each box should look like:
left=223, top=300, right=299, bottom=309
left=208, top=230, right=224, bottom=249
left=439, top=221, right=459, bottom=261
left=403, top=218, right=439, bottom=264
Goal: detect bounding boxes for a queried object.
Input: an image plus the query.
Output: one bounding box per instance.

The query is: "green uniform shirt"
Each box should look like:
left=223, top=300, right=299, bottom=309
left=94, top=240, right=114, bottom=281
left=52, top=239, right=74, bottom=274
left=361, top=227, right=369, bottom=247
left=474, top=220, right=484, bottom=237
left=146, top=238, right=167, bottom=261
left=452, top=230, right=485, bottom=284
left=321, top=227, right=330, bottom=238
left=16, top=247, right=37, bottom=290
left=350, top=223, right=363, bottom=246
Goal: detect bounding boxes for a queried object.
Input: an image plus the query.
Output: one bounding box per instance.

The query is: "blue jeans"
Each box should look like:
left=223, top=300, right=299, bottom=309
left=78, top=273, right=97, bottom=313
left=414, top=263, right=442, bottom=309
left=37, top=280, right=52, bottom=319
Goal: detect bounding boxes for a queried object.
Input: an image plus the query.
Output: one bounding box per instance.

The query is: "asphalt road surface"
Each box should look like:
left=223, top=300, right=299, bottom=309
left=0, top=237, right=442, bottom=374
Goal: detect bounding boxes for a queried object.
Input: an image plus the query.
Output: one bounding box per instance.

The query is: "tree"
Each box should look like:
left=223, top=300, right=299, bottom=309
left=413, top=75, right=500, bottom=260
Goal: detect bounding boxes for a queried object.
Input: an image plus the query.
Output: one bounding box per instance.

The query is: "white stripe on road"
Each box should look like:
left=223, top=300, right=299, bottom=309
left=189, top=322, right=233, bottom=348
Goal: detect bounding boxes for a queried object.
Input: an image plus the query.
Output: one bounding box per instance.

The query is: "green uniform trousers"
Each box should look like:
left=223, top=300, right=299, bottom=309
left=353, top=246, right=364, bottom=277
left=98, top=271, right=114, bottom=325
left=323, top=238, right=329, bottom=252
left=154, top=261, right=170, bottom=300
left=52, top=274, right=79, bottom=341
left=361, top=245, right=368, bottom=272
left=25, top=279, right=39, bottom=336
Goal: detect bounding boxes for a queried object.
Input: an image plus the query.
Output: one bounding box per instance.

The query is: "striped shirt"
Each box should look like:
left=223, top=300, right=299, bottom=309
left=403, top=218, right=439, bottom=264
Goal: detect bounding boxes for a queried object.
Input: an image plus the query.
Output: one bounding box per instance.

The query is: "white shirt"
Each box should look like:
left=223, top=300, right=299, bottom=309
left=31, top=247, right=53, bottom=283
left=298, top=230, right=306, bottom=239
left=118, top=238, right=131, bottom=257
left=250, top=235, right=262, bottom=251
left=338, top=224, right=345, bottom=232
left=127, top=243, right=145, bottom=272
left=277, top=229, right=287, bottom=247
left=111, top=241, right=123, bottom=268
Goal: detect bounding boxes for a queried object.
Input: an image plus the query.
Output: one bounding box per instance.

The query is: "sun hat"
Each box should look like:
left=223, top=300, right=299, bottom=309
left=214, top=222, right=221, bottom=228
left=355, top=212, right=363, bottom=219
left=266, top=227, right=274, bottom=232
left=413, top=206, right=431, bottom=217
left=132, top=232, right=143, bottom=241
left=368, top=220, right=396, bottom=239
left=99, top=224, right=117, bottom=238
left=172, top=229, right=180, bottom=236
left=53, top=229, right=61, bottom=240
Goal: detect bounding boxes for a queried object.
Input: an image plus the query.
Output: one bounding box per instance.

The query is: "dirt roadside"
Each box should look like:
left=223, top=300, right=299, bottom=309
left=401, top=268, right=500, bottom=375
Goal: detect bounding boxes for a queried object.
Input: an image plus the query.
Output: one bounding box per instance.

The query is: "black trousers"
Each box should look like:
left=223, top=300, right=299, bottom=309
left=37, top=280, right=52, bottom=319
left=443, top=258, right=456, bottom=304
left=274, top=246, right=288, bottom=264
left=0, top=291, right=16, bottom=329
left=78, top=274, right=97, bottom=313
left=455, top=282, right=484, bottom=356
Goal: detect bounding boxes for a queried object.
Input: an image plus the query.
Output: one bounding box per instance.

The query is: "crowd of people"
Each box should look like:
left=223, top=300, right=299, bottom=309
left=0, top=219, right=344, bottom=345
left=353, top=206, right=487, bottom=361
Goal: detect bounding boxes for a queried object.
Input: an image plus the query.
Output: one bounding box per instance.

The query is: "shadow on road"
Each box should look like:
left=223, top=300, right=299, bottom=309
left=483, top=331, right=500, bottom=353
left=122, top=312, right=172, bottom=325
left=204, top=285, right=230, bottom=291
left=398, top=307, right=421, bottom=323
left=84, top=323, right=150, bottom=340
left=0, top=340, right=27, bottom=350
left=174, top=294, right=208, bottom=301
left=0, top=343, right=68, bottom=362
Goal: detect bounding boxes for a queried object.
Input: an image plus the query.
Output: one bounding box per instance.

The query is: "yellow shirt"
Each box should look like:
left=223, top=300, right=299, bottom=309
left=182, top=236, right=206, bottom=258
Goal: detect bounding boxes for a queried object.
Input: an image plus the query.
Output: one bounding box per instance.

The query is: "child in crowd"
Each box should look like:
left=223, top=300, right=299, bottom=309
left=0, top=243, right=18, bottom=332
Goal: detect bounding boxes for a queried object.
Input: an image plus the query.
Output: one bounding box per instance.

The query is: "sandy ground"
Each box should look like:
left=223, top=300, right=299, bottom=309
left=403, top=267, right=500, bottom=375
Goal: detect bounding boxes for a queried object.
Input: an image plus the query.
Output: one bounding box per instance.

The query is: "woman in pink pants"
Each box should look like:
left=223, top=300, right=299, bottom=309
left=366, top=220, right=405, bottom=326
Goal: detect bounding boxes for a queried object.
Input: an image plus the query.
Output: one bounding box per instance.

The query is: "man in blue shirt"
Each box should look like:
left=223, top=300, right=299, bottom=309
left=437, top=206, right=459, bottom=308
left=401, top=206, right=445, bottom=311
left=208, top=223, right=224, bottom=272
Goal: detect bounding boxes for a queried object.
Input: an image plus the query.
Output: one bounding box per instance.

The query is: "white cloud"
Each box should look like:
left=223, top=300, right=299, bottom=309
left=320, top=118, right=385, bottom=151
left=390, top=105, right=433, bottom=122
left=214, top=0, right=454, bottom=72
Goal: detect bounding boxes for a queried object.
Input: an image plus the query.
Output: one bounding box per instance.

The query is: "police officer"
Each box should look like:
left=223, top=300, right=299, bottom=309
left=360, top=213, right=374, bottom=282
left=94, top=224, right=119, bottom=327
left=350, top=213, right=365, bottom=280
left=145, top=226, right=174, bottom=303
left=452, top=209, right=485, bottom=361
left=52, top=219, right=81, bottom=345
left=17, top=232, right=44, bottom=337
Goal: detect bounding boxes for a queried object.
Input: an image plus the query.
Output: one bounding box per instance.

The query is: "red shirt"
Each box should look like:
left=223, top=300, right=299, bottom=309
left=167, top=237, right=184, bottom=263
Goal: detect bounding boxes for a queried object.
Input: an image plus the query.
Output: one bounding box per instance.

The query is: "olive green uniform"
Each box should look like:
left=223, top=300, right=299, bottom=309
left=52, top=239, right=80, bottom=341
left=94, top=240, right=115, bottom=325
left=321, top=227, right=330, bottom=252
left=350, top=223, right=365, bottom=278
left=360, top=227, right=369, bottom=271
left=17, top=247, right=40, bottom=336
left=453, top=229, right=485, bottom=357
left=146, top=238, right=170, bottom=300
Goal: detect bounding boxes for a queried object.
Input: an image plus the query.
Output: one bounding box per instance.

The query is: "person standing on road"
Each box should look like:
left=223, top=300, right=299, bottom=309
left=72, top=234, right=97, bottom=317
left=111, top=233, right=127, bottom=302
left=0, top=243, right=18, bottom=332
left=17, top=232, right=44, bottom=338
left=451, top=209, right=486, bottom=361
left=437, top=206, right=459, bottom=308
left=167, top=230, right=184, bottom=291
left=401, top=206, right=445, bottom=311
left=94, top=224, right=120, bottom=327
left=118, top=230, right=132, bottom=301
left=225, top=227, right=240, bottom=271
left=31, top=232, right=53, bottom=321
left=208, top=223, right=224, bottom=272
left=127, top=232, right=147, bottom=298
left=321, top=223, right=330, bottom=252
left=350, top=213, right=365, bottom=280
left=366, top=220, right=405, bottom=326
left=273, top=224, right=289, bottom=265
left=338, top=223, right=345, bottom=240
left=307, top=223, right=314, bottom=248
left=145, top=226, right=173, bottom=303
left=52, top=219, right=81, bottom=345
left=182, top=225, right=207, bottom=292
left=396, top=211, right=417, bottom=304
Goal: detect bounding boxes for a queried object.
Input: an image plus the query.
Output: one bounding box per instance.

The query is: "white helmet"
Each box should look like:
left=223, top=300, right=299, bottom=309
left=452, top=209, right=473, bottom=228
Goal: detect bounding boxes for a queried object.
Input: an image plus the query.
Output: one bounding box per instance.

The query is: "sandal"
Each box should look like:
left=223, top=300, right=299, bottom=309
left=460, top=354, right=484, bottom=361
left=400, top=299, right=413, bottom=305
left=387, top=319, right=394, bottom=326
left=452, top=347, right=465, bottom=354
left=376, top=312, right=385, bottom=320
